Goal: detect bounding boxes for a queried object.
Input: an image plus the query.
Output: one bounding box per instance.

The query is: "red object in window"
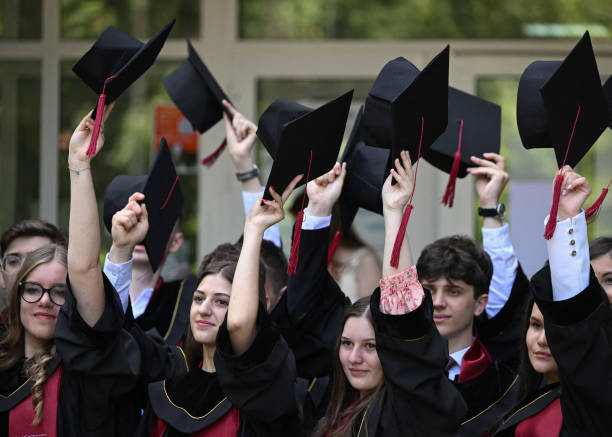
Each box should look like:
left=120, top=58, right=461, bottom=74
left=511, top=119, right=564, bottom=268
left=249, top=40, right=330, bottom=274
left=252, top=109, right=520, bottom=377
left=154, top=104, right=198, bottom=154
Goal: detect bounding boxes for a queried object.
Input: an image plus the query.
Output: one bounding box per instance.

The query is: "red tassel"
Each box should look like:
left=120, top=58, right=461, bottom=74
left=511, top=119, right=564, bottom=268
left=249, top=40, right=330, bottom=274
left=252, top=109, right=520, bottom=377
left=544, top=173, right=564, bottom=240
left=327, top=230, right=342, bottom=266
left=201, top=138, right=227, bottom=167
left=87, top=93, right=107, bottom=155
left=390, top=205, right=413, bottom=268
left=442, top=151, right=461, bottom=207
left=87, top=75, right=115, bottom=156
left=585, top=179, right=611, bottom=222
left=287, top=211, right=304, bottom=275
left=442, top=120, right=464, bottom=208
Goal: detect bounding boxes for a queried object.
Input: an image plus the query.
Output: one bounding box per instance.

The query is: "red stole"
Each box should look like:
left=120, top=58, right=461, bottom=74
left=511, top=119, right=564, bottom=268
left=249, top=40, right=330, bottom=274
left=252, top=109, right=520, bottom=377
left=9, top=365, right=62, bottom=437
left=325, top=399, right=360, bottom=437
left=457, top=338, right=493, bottom=383
left=151, top=406, right=240, bottom=437
left=515, top=398, right=562, bottom=437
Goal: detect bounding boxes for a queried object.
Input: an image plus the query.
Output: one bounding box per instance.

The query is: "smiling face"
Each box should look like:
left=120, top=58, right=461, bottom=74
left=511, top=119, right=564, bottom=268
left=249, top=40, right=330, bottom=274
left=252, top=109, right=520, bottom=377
left=526, top=303, right=558, bottom=380
left=189, top=273, right=232, bottom=346
left=422, top=276, right=487, bottom=353
left=19, top=260, right=67, bottom=349
left=591, top=253, right=612, bottom=303
left=338, top=315, right=383, bottom=397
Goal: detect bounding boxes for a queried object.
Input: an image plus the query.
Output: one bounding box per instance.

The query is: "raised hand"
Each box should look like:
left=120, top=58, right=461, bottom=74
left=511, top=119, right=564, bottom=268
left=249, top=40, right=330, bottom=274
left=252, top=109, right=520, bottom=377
left=557, top=166, right=591, bottom=221
left=223, top=100, right=258, bottom=173
left=382, top=150, right=414, bottom=213
left=68, top=103, right=114, bottom=168
left=245, top=174, right=303, bottom=235
left=306, top=162, right=347, bottom=217
left=109, top=192, right=149, bottom=263
left=467, top=152, right=509, bottom=208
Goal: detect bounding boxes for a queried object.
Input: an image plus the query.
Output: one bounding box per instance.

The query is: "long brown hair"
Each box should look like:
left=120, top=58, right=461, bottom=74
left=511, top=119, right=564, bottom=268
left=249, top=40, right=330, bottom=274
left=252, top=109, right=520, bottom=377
left=183, top=243, right=266, bottom=371
left=313, top=297, right=383, bottom=437
left=0, top=243, right=67, bottom=424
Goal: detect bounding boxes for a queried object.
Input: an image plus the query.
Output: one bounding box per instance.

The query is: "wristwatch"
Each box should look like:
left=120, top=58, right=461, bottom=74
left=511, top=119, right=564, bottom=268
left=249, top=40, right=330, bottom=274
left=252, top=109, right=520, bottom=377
left=236, top=165, right=259, bottom=182
left=478, top=203, right=505, bottom=219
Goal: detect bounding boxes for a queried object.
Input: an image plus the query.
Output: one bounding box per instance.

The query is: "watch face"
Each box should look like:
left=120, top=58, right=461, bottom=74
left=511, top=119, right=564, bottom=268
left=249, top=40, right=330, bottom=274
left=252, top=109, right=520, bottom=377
left=497, top=203, right=506, bottom=219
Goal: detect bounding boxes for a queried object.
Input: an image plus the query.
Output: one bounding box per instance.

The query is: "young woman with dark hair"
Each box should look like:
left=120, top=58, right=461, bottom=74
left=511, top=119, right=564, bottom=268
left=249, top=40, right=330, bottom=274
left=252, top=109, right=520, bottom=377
left=312, top=151, right=466, bottom=437
left=494, top=166, right=612, bottom=436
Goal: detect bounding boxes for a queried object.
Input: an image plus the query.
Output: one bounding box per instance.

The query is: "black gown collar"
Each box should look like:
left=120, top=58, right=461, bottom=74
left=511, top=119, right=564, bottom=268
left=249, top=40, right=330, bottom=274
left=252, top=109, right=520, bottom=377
left=0, top=355, right=61, bottom=411
left=497, top=382, right=561, bottom=432
left=148, top=369, right=232, bottom=434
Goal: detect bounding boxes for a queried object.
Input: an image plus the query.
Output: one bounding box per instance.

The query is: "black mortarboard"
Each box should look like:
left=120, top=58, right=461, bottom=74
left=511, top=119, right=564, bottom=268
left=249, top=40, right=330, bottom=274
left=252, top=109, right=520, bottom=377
left=258, top=90, right=354, bottom=201
left=425, top=87, right=501, bottom=206
left=359, top=47, right=450, bottom=174
left=103, top=138, right=183, bottom=272
left=604, top=75, right=612, bottom=129
left=73, top=19, right=175, bottom=155
left=517, top=31, right=609, bottom=168
left=164, top=40, right=232, bottom=134
left=426, top=88, right=501, bottom=177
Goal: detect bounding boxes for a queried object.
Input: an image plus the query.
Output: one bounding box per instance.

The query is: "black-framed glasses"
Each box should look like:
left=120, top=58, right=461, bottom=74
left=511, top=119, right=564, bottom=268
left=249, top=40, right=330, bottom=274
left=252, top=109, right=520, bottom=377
left=19, top=281, right=67, bottom=306
left=1, top=254, right=23, bottom=274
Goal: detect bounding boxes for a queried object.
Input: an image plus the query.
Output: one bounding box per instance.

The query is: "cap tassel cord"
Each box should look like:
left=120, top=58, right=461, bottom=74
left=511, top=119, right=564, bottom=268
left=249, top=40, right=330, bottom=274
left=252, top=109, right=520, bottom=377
left=327, top=230, right=342, bottom=266
left=87, top=75, right=115, bottom=156
left=287, top=150, right=314, bottom=275
left=585, top=178, right=611, bottom=223
left=160, top=176, right=179, bottom=210
left=390, top=116, right=424, bottom=268
left=544, top=104, right=581, bottom=240
left=442, top=119, right=464, bottom=207
left=201, top=138, right=227, bottom=167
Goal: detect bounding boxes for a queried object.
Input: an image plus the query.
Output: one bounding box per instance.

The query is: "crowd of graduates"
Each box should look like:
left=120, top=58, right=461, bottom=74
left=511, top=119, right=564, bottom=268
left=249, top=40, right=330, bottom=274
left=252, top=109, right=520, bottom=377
left=1, top=18, right=612, bottom=437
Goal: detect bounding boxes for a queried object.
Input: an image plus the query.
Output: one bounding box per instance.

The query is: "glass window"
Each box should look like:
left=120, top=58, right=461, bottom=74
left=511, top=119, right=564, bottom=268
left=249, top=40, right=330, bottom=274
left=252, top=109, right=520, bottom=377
left=59, top=61, right=199, bottom=272
left=240, top=0, right=612, bottom=40
left=0, top=0, right=42, bottom=39
left=256, top=78, right=385, bottom=256
left=61, top=0, right=199, bottom=40
left=0, top=61, right=41, bottom=232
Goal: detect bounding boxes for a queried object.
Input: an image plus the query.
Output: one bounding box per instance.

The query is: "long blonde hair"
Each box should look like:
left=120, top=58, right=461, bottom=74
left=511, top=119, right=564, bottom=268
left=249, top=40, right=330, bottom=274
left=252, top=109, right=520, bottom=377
left=0, top=243, right=67, bottom=424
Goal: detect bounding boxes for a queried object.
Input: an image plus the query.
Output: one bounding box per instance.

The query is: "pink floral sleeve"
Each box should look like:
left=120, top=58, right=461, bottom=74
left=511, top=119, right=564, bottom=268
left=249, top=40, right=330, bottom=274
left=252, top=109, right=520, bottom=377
left=379, top=265, right=425, bottom=315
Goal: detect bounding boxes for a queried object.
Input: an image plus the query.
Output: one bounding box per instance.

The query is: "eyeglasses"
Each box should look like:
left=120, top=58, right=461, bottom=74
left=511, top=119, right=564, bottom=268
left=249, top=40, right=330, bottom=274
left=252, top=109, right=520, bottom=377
left=1, top=254, right=23, bottom=274
left=19, top=281, right=66, bottom=306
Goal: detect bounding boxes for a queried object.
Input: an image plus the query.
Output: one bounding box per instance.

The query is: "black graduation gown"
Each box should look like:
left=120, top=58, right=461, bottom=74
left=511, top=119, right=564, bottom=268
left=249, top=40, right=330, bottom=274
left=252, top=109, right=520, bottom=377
left=356, top=289, right=467, bottom=437
left=136, top=303, right=302, bottom=437
left=476, top=264, right=530, bottom=371
left=495, top=266, right=612, bottom=436
left=454, top=266, right=529, bottom=436
left=0, top=273, right=160, bottom=436
left=125, top=276, right=197, bottom=345
left=270, top=227, right=350, bottom=433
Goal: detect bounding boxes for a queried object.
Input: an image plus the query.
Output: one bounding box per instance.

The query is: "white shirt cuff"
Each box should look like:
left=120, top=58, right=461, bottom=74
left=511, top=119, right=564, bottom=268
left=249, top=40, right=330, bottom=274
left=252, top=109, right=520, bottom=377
left=482, top=223, right=512, bottom=250
left=482, top=223, right=518, bottom=318
left=544, top=210, right=590, bottom=301
left=102, top=253, right=133, bottom=313
left=302, top=212, right=332, bottom=230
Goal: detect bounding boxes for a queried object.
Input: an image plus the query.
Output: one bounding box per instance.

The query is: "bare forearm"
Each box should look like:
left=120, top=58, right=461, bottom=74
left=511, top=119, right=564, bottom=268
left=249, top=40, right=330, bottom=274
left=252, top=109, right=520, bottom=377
left=68, top=167, right=104, bottom=326
left=382, top=208, right=413, bottom=278
left=227, top=226, right=263, bottom=354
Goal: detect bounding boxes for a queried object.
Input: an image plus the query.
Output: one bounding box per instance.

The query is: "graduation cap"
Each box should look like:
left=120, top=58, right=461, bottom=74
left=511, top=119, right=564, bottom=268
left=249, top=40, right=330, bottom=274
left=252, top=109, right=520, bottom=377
left=359, top=47, right=450, bottom=179
left=425, top=87, right=501, bottom=207
left=257, top=90, right=354, bottom=273
left=327, top=106, right=389, bottom=265
left=73, top=19, right=175, bottom=156
left=103, top=138, right=183, bottom=272
left=604, top=75, right=612, bottom=129
left=516, top=31, right=610, bottom=238
left=164, top=40, right=233, bottom=167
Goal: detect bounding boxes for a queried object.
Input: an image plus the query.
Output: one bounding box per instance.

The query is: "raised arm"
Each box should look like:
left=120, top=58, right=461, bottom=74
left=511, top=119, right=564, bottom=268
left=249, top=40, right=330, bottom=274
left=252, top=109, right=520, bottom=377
left=103, top=192, right=149, bottom=312
left=227, top=174, right=302, bottom=354
left=468, top=152, right=518, bottom=317
left=224, top=100, right=282, bottom=248
left=67, top=104, right=113, bottom=327
left=381, top=150, right=415, bottom=281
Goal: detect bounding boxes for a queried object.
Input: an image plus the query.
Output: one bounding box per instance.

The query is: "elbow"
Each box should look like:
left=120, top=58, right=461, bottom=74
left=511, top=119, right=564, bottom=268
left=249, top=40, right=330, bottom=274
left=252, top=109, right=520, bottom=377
left=68, top=254, right=101, bottom=277
left=226, top=315, right=246, bottom=336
